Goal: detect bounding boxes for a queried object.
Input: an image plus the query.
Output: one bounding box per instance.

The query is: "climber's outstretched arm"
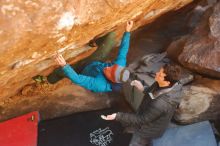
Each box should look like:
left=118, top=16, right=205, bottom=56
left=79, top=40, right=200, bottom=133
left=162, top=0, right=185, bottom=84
left=54, top=53, right=112, bottom=92
left=114, top=21, right=133, bottom=66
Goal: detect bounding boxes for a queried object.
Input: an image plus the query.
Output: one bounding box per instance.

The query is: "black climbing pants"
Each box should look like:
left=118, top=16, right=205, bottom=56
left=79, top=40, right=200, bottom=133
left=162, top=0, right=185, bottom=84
left=47, top=32, right=116, bottom=84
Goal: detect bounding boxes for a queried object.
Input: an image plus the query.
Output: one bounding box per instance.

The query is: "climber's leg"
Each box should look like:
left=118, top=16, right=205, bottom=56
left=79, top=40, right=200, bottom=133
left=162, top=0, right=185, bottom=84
left=47, top=67, right=66, bottom=84
left=46, top=32, right=116, bottom=84
left=72, top=31, right=116, bottom=72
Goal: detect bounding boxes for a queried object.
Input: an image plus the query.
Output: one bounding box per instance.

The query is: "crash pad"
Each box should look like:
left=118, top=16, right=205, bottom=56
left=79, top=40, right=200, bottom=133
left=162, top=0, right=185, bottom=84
left=0, top=111, right=39, bottom=146
left=38, top=108, right=131, bottom=146
left=153, top=121, right=217, bottom=146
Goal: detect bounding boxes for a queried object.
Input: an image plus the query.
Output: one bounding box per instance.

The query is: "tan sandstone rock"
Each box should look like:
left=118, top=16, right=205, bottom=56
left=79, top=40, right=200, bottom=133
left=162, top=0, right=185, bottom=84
left=0, top=0, right=192, bottom=99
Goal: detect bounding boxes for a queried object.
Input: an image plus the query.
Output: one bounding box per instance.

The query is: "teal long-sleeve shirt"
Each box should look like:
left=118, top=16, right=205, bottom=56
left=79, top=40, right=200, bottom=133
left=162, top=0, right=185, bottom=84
left=62, top=32, right=130, bottom=92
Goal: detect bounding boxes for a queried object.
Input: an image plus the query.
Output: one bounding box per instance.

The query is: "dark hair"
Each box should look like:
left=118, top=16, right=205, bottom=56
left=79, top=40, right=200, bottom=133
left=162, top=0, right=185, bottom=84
left=163, top=64, right=182, bottom=84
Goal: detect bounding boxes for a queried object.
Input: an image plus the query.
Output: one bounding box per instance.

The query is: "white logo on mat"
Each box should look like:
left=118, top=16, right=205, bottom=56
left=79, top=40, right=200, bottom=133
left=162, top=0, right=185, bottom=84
left=89, top=127, right=113, bottom=146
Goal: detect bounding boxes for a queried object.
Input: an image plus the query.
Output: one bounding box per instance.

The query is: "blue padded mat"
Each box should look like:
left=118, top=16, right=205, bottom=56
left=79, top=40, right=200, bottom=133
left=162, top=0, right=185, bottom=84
left=153, top=121, right=217, bottom=146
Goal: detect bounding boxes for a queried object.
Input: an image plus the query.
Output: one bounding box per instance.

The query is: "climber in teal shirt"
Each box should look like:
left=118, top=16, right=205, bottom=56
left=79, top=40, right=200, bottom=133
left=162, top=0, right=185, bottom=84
left=54, top=21, right=133, bottom=92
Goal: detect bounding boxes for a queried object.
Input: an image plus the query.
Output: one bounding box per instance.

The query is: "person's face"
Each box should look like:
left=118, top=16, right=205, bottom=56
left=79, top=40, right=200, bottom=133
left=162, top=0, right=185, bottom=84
left=155, top=68, right=170, bottom=87
left=155, top=68, right=166, bottom=80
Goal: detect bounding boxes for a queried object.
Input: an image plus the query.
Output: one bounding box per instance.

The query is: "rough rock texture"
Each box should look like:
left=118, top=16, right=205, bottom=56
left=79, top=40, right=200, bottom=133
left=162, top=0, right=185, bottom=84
left=174, top=76, right=220, bottom=124
left=0, top=79, right=111, bottom=122
left=167, top=1, right=220, bottom=78
left=0, top=0, right=193, bottom=99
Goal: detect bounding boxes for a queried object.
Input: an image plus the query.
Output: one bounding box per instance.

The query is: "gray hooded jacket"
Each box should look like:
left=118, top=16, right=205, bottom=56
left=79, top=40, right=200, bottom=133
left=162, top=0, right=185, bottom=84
left=116, top=76, right=192, bottom=139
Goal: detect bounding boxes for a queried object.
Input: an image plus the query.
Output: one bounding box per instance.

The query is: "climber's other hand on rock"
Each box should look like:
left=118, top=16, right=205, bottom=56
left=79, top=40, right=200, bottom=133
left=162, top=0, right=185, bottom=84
left=126, top=20, right=134, bottom=32
left=54, top=53, right=66, bottom=67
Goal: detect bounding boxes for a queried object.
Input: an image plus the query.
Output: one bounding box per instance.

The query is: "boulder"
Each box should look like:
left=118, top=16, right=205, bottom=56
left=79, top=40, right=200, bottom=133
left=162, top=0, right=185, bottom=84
left=0, top=0, right=193, bottom=99
left=174, top=76, right=220, bottom=124
left=167, top=1, right=220, bottom=78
